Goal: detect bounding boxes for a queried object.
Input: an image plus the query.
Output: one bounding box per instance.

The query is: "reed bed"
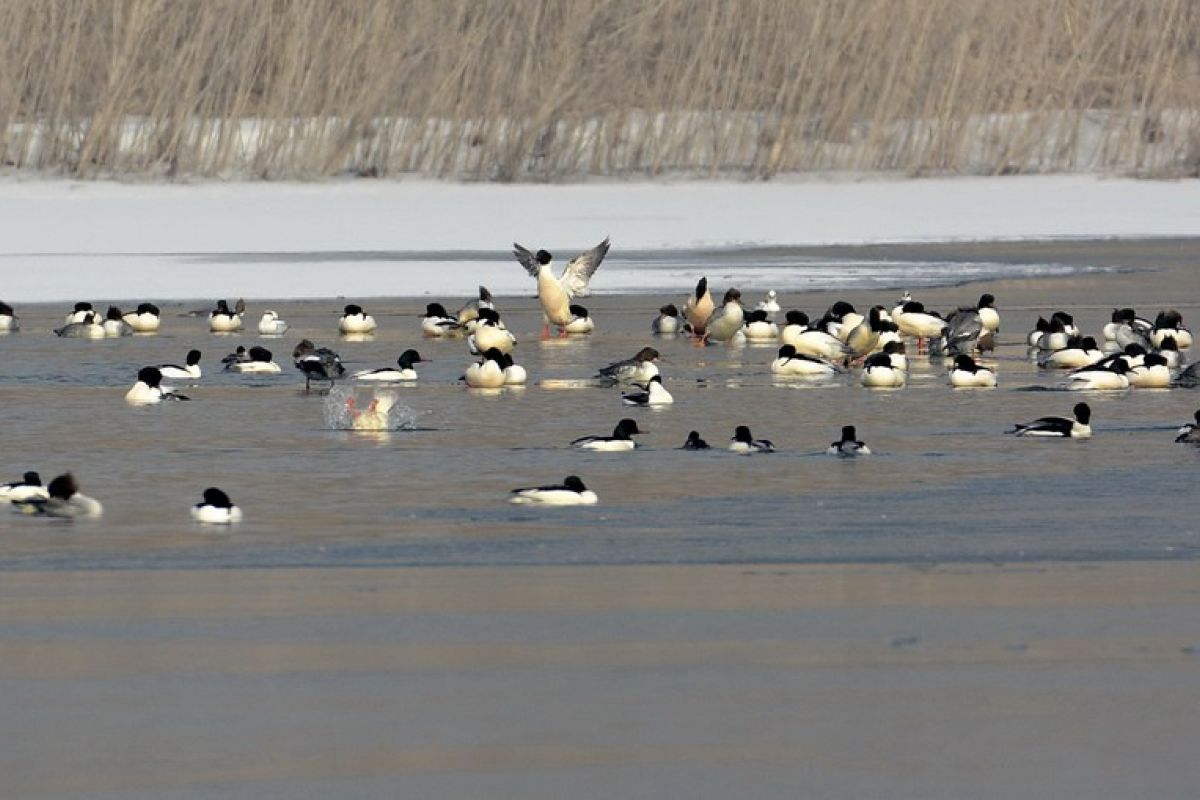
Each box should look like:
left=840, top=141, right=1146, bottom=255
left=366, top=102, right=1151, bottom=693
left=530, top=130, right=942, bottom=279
left=0, top=0, right=1198, bottom=180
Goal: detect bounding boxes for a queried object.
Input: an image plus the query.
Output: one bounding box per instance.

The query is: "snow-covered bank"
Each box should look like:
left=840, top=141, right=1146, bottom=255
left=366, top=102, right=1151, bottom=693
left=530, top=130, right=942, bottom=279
left=1, top=176, right=1197, bottom=302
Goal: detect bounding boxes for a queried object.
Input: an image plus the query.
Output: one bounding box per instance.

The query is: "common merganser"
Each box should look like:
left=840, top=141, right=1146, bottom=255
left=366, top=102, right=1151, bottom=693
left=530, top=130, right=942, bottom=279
left=571, top=418, right=645, bottom=451
left=1150, top=309, right=1192, bottom=349
left=683, top=277, right=715, bottom=336
left=1066, top=360, right=1130, bottom=391
left=562, top=304, right=595, bottom=334
left=597, top=347, right=660, bottom=386
left=653, top=304, right=681, bottom=335
left=228, top=346, right=281, bottom=374
left=102, top=306, right=133, bottom=337
left=1039, top=336, right=1103, bottom=369
left=421, top=303, right=461, bottom=337
left=860, top=351, right=907, bottom=388
left=827, top=425, right=871, bottom=457
left=621, top=375, right=673, bottom=406
left=64, top=302, right=94, bottom=325
left=293, top=339, right=345, bottom=391
left=500, top=352, right=527, bottom=386
left=1127, top=353, right=1172, bottom=388
left=125, top=367, right=190, bottom=404
left=354, top=349, right=425, bottom=381
left=220, top=346, right=248, bottom=368
left=11, top=473, right=102, bottom=518
left=976, top=293, right=1000, bottom=333
left=348, top=390, right=399, bottom=431
left=0, top=471, right=47, bottom=503
left=781, top=311, right=847, bottom=360
left=257, top=310, right=289, bottom=336
left=455, top=286, right=495, bottom=330
left=845, top=307, right=895, bottom=360
left=157, top=349, right=202, bottom=380
left=881, top=340, right=908, bottom=371
left=338, top=303, right=377, bottom=334
left=771, top=345, right=840, bottom=377
left=513, top=237, right=610, bottom=337
left=191, top=487, right=243, bottom=524
left=729, top=425, right=774, bottom=454
left=54, top=312, right=105, bottom=339
left=1008, top=402, right=1092, bottom=438
left=209, top=299, right=245, bottom=332
left=681, top=430, right=710, bottom=450
left=1155, top=336, right=1184, bottom=369
left=0, top=300, right=18, bottom=332
left=1175, top=410, right=1200, bottom=443
left=948, top=354, right=997, bottom=388
left=894, top=300, right=948, bottom=342
left=742, top=309, right=779, bottom=341
left=703, top=288, right=745, bottom=343
left=464, top=348, right=507, bottom=389
left=467, top=308, right=516, bottom=355
left=510, top=475, right=599, bottom=505
left=122, top=302, right=161, bottom=333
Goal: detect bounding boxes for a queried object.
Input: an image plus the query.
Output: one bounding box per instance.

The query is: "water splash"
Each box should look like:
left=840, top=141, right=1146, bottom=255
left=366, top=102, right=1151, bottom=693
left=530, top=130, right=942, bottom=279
left=323, top=387, right=417, bottom=431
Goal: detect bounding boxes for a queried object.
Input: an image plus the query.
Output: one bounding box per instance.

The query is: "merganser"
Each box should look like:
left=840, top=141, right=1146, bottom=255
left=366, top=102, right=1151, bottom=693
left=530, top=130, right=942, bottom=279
left=948, top=354, right=997, bottom=388
left=781, top=311, right=847, bottom=359
left=64, top=302, right=94, bottom=325
left=467, top=308, right=516, bottom=355
left=257, top=310, right=289, bottom=336
left=653, top=304, right=681, bottom=335
left=1009, top=402, right=1092, bottom=438
left=976, top=293, right=1000, bottom=333
left=347, top=390, right=398, bottom=431
left=0, top=300, right=18, bottom=332
left=513, top=238, right=610, bottom=337
left=1127, top=353, right=1172, bottom=388
left=827, top=425, right=871, bottom=456
left=771, top=345, right=840, bottom=377
left=102, top=306, right=133, bottom=337
left=683, top=277, right=715, bottom=336
left=703, top=288, right=745, bottom=343
left=455, top=286, right=495, bottom=330
left=510, top=475, right=599, bottom=505
left=191, top=487, right=243, bottom=524
left=158, top=349, right=202, bottom=380
left=562, top=304, right=595, bottom=334
left=894, top=300, right=948, bottom=343
left=1066, top=360, right=1130, bottom=390
left=881, top=340, right=908, bottom=371
left=125, top=367, right=190, bottom=404
left=742, top=309, right=779, bottom=341
left=11, top=473, right=102, bottom=518
left=338, top=303, right=377, bottom=334
left=1150, top=309, right=1192, bottom=349
left=293, top=339, right=346, bottom=391
left=681, top=430, right=710, bottom=450
left=0, top=471, right=47, bottom=503
left=464, top=348, right=507, bottom=389
left=621, top=375, right=673, bottom=406
left=220, top=346, right=248, bottom=368
left=421, top=303, right=461, bottom=337
left=729, top=425, right=774, bottom=454
left=1155, top=336, right=1183, bottom=369
left=860, top=351, right=907, bottom=388
left=54, top=312, right=105, bottom=339
left=229, top=346, right=281, bottom=374
left=500, top=352, right=527, bottom=386
left=1175, top=410, right=1200, bottom=443
left=1038, top=336, right=1103, bottom=369
left=571, top=418, right=645, bottom=451
left=597, top=347, right=660, bottom=386
left=845, top=307, right=895, bottom=360
left=209, top=299, right=245, bottom=332
left=122, top=302, right=161, bottom=333
left=354, top=349, right=425, bottom=381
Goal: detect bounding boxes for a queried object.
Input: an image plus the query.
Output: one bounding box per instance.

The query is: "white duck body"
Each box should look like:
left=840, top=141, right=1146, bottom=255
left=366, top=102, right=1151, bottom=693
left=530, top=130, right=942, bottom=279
left=349, top=391, right=398, bottom=431
left=894, top=302, right=948, bottom=340
left=209, top=300, right=244, bottom=332
left=948, top=355, right=997, bottom=388
left=123, top=304, right=162, bottom=333
left=338, top=304, right=378, bottom=334
left=562, top=305, right=595, bottom=334
left=421, top=304, right=461, bottom=337
left=191, top=488, right=243, bottom=524
left=464, top=351, right=507, bottom=388
left=158, top=350, right=202, bottom=381
left=704, top=289, right=745, bottom=343
left=354, top=350, right=424, bottom=382
left=782, top=324, right=846, bottom=360
left=55, top=315, right=106, bottom=339
left=683, top=278, right=715, bottom=335
left=742, top=311, right=779, bottom=342
left=0, top=472, right=48, bottom=503
left=11, top=474, right=102, bottom=518
left=468, top=322, right=516, bottom=356
left=653, top=304, right=681, bottom=335
left=827, top=426, right=871, bottom=457
left=102, top=308, right=134, bottom=337
left=729, top=425, right=775, bottom=454
left=1067, top=362, right=1130, bottom=391
left=0, top=311, right=17, bottom=332
left=770, top=346, right=839, bottom=377
left=510, top=476, right=599, bottom=506
left=229, top=346, right=282, bottom=374
left=64, top=303, right=95, bottom=325
left=571, top=419, right=643, bottom=451
left=1010, top=403, right=1092, bottom=438
left=1152, top=327, right=1192, bottom=349
left=1038, top=338, right=1104, bottom=369
left=1127, top=355, right=1172, bottom=388
left=861, top=363, right=907, bottom=388
left=621, top=375, right=673, bottom=406
left=257, top=310, right=289, bottom=335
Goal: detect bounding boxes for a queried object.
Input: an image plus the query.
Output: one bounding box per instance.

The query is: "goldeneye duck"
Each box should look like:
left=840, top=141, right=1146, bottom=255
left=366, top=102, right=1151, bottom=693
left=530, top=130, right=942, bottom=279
left=158, top=349, right=202, bottom=380
left=338, top=303, right=378, bottom=334
left=1008, top=402, right=1092, bottom=438
left=827, top=425, right=871, bottom=457
left=729, top=425, right=774, bottom=454
left=355, top=349, right=425, bottom=381
left=681, top=430, right=710, bottom=450
left=191, top=487, right=243, bottom=524
left=12, top=473, right=102, bottom=518
left=510, top=475, right=599, bottom=505
left=125, top=367, right=190, bottom=404
left=0, top=471, right=48, bottom=503
left=571, top=418, right=645, bottom=451
left=621, top=375, right=673, bottom=406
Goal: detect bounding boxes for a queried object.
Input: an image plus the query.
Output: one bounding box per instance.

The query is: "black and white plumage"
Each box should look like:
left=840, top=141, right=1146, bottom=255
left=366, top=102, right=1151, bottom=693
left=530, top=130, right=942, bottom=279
left=571, top=418, right=646, bottom=451
left=509, top=475, right=599, bottom=505
left=621, top=375, right=673, bottom=406
left=12, top=473, right=103, bottom=518
left=681, top=430, right=710, bottom=450
left=1175, top=410, right=1200, bottom=443
left=1008, top=402, right=1092, bottom=438
left=512, top=237, right=610, bottom=299
left=209, top=298, right=245, bottom=332
left=0, top=471, right=47, bottom=502
left=597, top=347, right=660, bottom=386
left=455, top=286, right=495, bottom=328
left=102, top=306, right=134, bottom=337
left=771, top=345, right=840, bottom=377
left=563, top=303, right=595, bottom=334
left=191, top=487, right=243, bottom=523
left=354, top=349, right=425, bottom=382
left=125, top=367, right=190, bottom=404
left=421, top=303, right=462, bottom=337
left=827, top=425, right=871, bottom=457
left=653, top=303, right=681, bottom=335
left=729, top=425, right=774, bottom=454
left=158, top=349, right=202, bottom=381
left=221, top=346, right=249, bottom=368
left=293, top=339, right=346, bottom=391
left=949, top=354, right=997, bottom=388
left=0, top=299, right=19, bottom=332
left=228, top=346, right=281, bottom=374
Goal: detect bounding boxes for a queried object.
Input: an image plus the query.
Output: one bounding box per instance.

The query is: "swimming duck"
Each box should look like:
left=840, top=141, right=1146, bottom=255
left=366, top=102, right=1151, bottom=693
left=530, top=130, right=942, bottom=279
left=1027, top=316, right=1050, bottom=347
left=500, top=352, right=528, bottom=386
left=571, top=418, right=645, bottom=451
left=860, top=351, right=907, bottom=388
left=742, top=308, right=779, bottom=341
left=1008, top=402, right=1092, bottom=438
left=354, top=349, right=425, bottom=381
left=338, top=303, right=377, bottom=334
left=191, top=487, right=243, bottom=524
left=513, top=237, right=610, bottom=337
left=11, top=473, right=102, bottom=518
left=125, top=367, right=190, bottom=404
left=770, top=345, right=840, bottom=378
left=653, top=303, right=681, bottom=335
left=121, top=302, right=161, bottom=333
left=221, top=346, right=249, bottom=368
left=729, top=425, right=774, bottom=454
left=681, top=430, right=710, bottom=450
left=827, top=425, right=871, bottom=457
left=467, top=308, right=516, bottom=355
left=1155, top=336, right=1184, bottom=369
left=683, top=277, right=715, bottom=336
left=0, top=471, right=47, bottom=503
left=1150, top=309, right=1192, bottom=349
left=293, top=339, right=346, bottom=391
left=0, top=300, right=18, bottom=332
left=54, top=311, right=105, bottom=339
left=621, top=375, right=673, bottom=406
left=597, top=347, right=660, bottom=386
left=1127, top=353, right=1172, bottom=388
left=464, top=348, right=507, bottom=389
left=257, top=310, right=289, bottom=336
left=703, top=288, right=745, bottom=343
left=562, top=304, right=595, bottom=334
left=157, top=349, right=202, bottom=381
left=102, top=306, right=133, bottom=337
left=880, top=340, right=908, bottom=371
left=780, top=311, right=847, bottom=359
left=228, top=346, right=281, bottom=374
left=1175, top=410, right=1200, bottom=443
left=209, top=299, right=245, bottom=332
left=64, top=302, right=95, bottom=325
left=756, top=290, right=781, bottom=316
left=510, top=475, right=599, bottom=505
left=421, top=303, right=461, bottom=337
left=1066, top=360, right=1130, bottom=391
left=1038, top=336, right=1103, bottom=369
left=948, top=354, right=997, bottom=388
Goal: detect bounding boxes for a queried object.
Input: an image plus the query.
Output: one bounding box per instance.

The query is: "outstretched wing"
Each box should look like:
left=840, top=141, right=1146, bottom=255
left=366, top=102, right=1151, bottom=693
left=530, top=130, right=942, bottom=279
left=512, top=243, right=540, bottom=277
left=559, top=237, right=610, bottom=298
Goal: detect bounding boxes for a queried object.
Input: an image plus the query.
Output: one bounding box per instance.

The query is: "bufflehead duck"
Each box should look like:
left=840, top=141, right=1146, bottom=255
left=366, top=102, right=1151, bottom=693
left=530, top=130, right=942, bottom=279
left=681, top=430, right=710, bottom=450
left=571, top=418, right=645, bottom=451
left=122, top=302, right=161, bottom=333
left=742, top=308, right=779, bottom=341
left=293, top=339, right=346, bottom=391
left=729, top=425, right=774, bottom=454
left=257, top=310, right=289, bottom=335
left=11, top=473, right=102, bottom=518
left=1009, top=402, right=1092, bottom=438
left=229, top=346, right=281, bottom=373
left=209, top=299, right=245, bottom=332
left=1066, top=360, right=1130, bottom=391
left=191, top=487, right=243, bottom=524
left=860, top=351, right=907, bottom=388
left=467, top=308, right=516, bottom=355
left=54, top=311, right=104, bottom=339
left=421, top=303, right=461, bottom=337
left=827, top=425, right=871, bottom=456
left=703, top=288, right=745, bottom=343
left=510, top=475, right=599, bottom=505
left=513, top=237, right=610, bottom=337
left=597, top=347, right=660, bottom=386
left=1127, top=353, right=1172, bottom=388
left=1175, top=410, right=1200, bottom=443
left=948, top=354, right=997, bottom=388
left=653, top=303, right=681, bottom=335
left=621, top=375, right=673, bottom=406
left=157, top=349, right=202, bottom=381
left=125, top=367, right=190, bottom=404
left=0, top=300, right=18, bottom=332
left=464, top=348, right=507, bottom=389
left=354, top=349, right=425, bottom=381
left=770, top=345, right=840, bottom=377
left=563, top=303, right=595, bottom=334
left=338, top=303, right=377, bottom=334
left=683, top=277, right=715, bottom=336
left=102, top=306, right=133, bottom=337
left=0, top=471, right=48, bottom=503
left=756, top=290, right=781, bottom=315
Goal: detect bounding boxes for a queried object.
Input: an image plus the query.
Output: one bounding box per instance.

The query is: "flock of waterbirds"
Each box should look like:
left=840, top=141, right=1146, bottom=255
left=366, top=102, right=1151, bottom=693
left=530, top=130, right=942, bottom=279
left=1, top=238, right=1197, bottom=517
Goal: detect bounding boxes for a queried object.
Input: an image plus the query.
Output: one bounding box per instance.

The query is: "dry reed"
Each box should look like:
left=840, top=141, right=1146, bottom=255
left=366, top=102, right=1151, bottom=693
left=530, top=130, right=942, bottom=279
left=0, top=0, right=1198, bottom=180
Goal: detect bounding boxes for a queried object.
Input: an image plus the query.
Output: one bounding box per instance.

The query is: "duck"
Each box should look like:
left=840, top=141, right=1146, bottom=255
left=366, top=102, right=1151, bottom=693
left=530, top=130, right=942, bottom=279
left=621, top=375, right=673, bottom=406
left=938, top=307, right=986, bottom=356
left=0, top=471, right=48, bottom=503
left=1178, top=362, right=1200, bottom=387
left=455, top=286, right=495, bottom=330
left=1155, top=336, right=1184, bottom=369
left=1008, top=402, right=1092, bottom=438
left=1027, top=316, right=1051, bottom=347
left=681, top=430, right=710, bottom=450
left=191, top=487, right=243, bottom=524
left=64, top=301, right=95, bottom=325
left=1175, top=410, right=1200, bottom=443
left=420, top=303, right=461, bottom=337
left=464, top=348, right=507, bottom=389
left=653, top=303, right=681, bottom=335
left=500, top=352, right=527, bottom=386
left=976, top=293, right=1000, bottom=333
left=597, top=347, right=660, bottom=386
left=347, top=390, right=399, bottom=431
left=157, top=349, right=203, bottom=381
left=742, top=308, right=778, bottom=341
left=467, top=308, right=516, bottom=355
left=770, top=345, right=840, bottom=378
left=1038, top=336, right=1103, bottom=369
left=293, top=339, right=346, bottom=391
left=703, top=288, right=745, bottom=343
left=571, top=418, right=645, bottom=451
left=948, top=354, right=997, bottom=388
left=209, top=299, right=245, bottom=332
left=894, top=300, right=948, bottom=347
left=257, top=310, right=289, bottom=336
left=11, top=473, right=102, bottom=518
left=513, top=237, right=610, bottom=337
left=121, top=302, right=161, bottom=333
left=756, top=290, right=781, bottom=316
left=102, top=306, right=134, bottom=337
left=822, top=301, right=863, bottom=342
left=729, top=425, right=774, bottom=454
left=880, top=340, right=908, bottom=371
left=1089, top=343, right=1147, bottom=373
left=780, top=311, right=847, bottom=359
left=1066, top=360, right=1130, bottom=390
left=54, top=311, right=105, bottom=339
left=510, top=475, right=599, bottom=505
left=354, top=349, right=425, bottom=381
left=125, top=367, right=190, bottom=404
left=683, top=277, right=715, bottom=336
left=845, top=307, right=895, bottom=360
left=1127, top=353, right=1172, bottom=388
left=827, top=425, right=871, bottom=456
left=0, top=300, right=18, bottom=332
left=228, top=346, right=281, bottom=374
left=860, top=351, right=907, bottom=388
left=1151, top=309, right=1192, bottom=349
left=338, top=303, right=378, bottom=334
left=562, top=304, right=595, bottom=334
left=220, top=346, right=249, bottom=368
